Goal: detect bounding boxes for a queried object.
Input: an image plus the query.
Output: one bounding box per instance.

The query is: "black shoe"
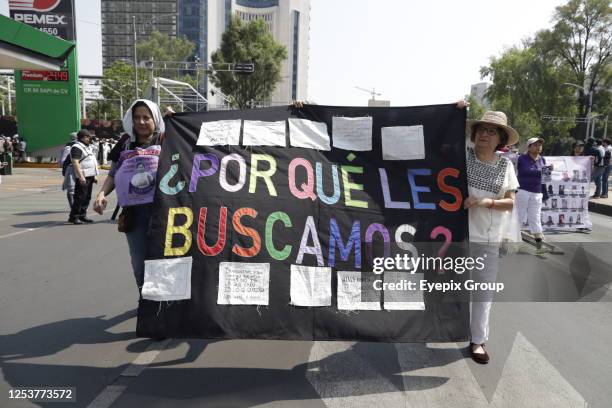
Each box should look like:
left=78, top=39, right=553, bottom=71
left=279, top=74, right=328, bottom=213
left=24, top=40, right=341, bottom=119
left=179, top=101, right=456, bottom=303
left=469, top=343, right=490, bottom=364
left=601, top=194, right=608, bottom=198
left=79, top=217, right=94, bottom=223
left=591, top=194, right=600, bottom=199
left=69, top=218, right=84, bottom=225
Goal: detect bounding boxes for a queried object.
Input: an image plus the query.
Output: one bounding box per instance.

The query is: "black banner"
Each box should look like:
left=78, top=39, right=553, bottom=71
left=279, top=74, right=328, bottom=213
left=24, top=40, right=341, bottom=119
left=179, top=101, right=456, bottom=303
left=10, top=0, right=76, bottom=41
left=137, top=104, right=470, bottom=342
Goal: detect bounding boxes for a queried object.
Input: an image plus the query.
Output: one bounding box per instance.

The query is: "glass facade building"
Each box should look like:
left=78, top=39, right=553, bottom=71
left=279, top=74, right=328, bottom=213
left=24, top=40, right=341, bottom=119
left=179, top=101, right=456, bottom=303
left=101, top=0, right=178, bottom=68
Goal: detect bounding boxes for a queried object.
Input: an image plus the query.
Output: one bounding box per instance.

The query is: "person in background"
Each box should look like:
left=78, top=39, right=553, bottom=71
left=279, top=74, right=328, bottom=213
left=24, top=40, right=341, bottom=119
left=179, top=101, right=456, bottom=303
left=601, top=139, right=611, bottom=198
left=60, top=132, right=78, bottom=208
left=68, top=130, right=99, bottom=224
left=571, top=140, right=585, bottom=156
left=515, top=138, right=552, bottom=249
left=585, top=138, right=605, bottom=198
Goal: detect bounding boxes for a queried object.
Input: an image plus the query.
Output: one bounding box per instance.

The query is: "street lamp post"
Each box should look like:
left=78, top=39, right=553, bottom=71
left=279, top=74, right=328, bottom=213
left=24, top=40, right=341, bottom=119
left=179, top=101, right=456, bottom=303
left=563, top=82, right=592, bottom=140
left=133, top=16, right=139, bottom=99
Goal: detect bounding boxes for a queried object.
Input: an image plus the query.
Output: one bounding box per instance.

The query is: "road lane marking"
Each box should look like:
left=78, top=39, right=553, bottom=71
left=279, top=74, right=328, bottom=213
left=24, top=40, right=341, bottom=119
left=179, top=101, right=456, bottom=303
left=0, top=229, right=36, bottom=239
left=86, top=339, right=171, bottom=408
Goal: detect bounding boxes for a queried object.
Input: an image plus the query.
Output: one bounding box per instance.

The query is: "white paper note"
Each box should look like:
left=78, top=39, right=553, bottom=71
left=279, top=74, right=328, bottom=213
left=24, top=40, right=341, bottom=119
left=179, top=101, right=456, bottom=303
left=288, top=118, right=331, bottom=150
left=142, top=257, right=192, bottom=301
left=332, top=116, right=373, bottom=151
left=337, top=271, right=381, bottom=310
left=242, top=120, right=287, bottom=147
left=383, top=271, right=425, bottom=311
left=197, top=120, right=242, bottom=146
left=217, top=262, right=270, bottom=305
left=290, top=265, right=332, bottom=307
left=382, top=125, right=425, bottom=160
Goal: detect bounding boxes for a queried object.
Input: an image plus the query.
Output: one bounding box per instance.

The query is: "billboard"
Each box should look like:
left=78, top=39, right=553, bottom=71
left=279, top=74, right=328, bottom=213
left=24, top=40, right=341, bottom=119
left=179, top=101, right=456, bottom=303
left=9, top=0, right=80, bottom=155
left=9, top=0, right=75, bottom=41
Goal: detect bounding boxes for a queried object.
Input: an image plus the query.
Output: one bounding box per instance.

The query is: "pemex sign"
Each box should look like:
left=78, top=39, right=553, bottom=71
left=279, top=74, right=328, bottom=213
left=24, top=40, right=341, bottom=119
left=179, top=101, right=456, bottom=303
left=9, top=0, right=75, bottom=40
left=9, top=0, right=80, bottom=155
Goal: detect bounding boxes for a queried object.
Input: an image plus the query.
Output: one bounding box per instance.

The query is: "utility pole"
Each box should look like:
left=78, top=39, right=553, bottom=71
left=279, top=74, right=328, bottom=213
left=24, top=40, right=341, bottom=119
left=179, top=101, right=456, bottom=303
left=133, top=15, right=139, bottom=99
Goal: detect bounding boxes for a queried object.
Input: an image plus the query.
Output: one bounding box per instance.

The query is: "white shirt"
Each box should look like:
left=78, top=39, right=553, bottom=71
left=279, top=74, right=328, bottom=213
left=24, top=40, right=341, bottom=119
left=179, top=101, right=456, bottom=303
left=466, top=148, right=520, bottom=243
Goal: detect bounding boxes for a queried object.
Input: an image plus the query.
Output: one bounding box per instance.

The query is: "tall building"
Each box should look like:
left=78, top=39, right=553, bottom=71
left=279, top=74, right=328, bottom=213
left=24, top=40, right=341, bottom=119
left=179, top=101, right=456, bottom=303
left=178, top=0, right=310, bottom=107
left=102, top=0, right=309, bottom=106
left=470, top=82, right=491, bottom=109
left=101, top=0, right=178, bottom=68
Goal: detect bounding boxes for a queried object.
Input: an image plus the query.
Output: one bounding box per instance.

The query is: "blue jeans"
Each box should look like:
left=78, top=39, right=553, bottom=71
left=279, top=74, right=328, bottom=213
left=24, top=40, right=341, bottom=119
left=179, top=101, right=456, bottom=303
left=592, top=166, right=605, bottom=196
left=603, top=165, right=611, bottom=196
left=125, top=205, right=153, bottom=294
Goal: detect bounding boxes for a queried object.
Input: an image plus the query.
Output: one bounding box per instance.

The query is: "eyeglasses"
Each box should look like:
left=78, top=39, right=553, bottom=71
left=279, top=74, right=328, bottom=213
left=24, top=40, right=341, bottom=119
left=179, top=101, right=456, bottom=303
left=476, top=126, right=499, bottom=136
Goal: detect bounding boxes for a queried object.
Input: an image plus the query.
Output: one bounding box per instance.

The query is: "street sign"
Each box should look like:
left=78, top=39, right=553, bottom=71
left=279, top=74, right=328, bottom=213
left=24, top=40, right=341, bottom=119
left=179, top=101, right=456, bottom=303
left=234, top=63, right=255, bottom=74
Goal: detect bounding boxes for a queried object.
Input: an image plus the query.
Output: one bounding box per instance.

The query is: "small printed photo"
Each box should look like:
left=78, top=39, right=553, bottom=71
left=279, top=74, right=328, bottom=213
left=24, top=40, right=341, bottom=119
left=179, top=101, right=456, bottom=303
left=557, top=214, right=565, bottom=227
left=548, top=185, right=554, bottom=196
left=551, top=198, right=558, bottom=210
left=558, top=185, right=565, bottom=196
left=545, top=215, right=554, bottom=226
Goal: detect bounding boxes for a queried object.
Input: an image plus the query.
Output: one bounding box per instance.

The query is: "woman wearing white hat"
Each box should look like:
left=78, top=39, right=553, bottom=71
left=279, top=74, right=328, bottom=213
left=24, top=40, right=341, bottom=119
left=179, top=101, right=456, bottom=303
left=515, top=138, right=552, bottom=249
left=460, top=104, right=520, bottom=364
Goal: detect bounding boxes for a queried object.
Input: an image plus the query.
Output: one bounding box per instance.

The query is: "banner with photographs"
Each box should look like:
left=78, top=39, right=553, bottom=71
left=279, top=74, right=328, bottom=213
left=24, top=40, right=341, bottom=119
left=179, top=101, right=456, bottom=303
left=539, top=156, right=592, bottom=231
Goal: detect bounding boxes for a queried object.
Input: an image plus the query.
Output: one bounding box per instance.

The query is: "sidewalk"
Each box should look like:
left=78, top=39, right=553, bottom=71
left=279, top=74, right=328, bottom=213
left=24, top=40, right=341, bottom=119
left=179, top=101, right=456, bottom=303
left=589, top=177, right=612, bottom=216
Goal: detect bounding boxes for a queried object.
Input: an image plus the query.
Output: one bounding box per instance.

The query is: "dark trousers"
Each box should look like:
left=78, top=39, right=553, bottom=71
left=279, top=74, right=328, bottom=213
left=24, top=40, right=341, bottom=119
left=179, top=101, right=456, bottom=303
left=69, top=176, right=94, bottom=220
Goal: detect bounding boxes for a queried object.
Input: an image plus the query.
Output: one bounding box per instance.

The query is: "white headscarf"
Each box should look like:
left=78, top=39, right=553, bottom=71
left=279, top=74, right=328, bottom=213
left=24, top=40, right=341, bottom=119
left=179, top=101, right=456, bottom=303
left=122, top=99, right=165, bottom=142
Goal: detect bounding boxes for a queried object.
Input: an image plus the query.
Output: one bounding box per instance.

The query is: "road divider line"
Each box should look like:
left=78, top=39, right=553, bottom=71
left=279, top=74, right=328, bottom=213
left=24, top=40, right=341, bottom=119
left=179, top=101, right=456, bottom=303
left=86, top=339, right=171, bottom=408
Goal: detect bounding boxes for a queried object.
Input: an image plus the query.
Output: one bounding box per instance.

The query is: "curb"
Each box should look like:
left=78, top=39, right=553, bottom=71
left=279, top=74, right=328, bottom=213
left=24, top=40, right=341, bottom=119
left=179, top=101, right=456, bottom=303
left=589, top=200, right=612, bottom=217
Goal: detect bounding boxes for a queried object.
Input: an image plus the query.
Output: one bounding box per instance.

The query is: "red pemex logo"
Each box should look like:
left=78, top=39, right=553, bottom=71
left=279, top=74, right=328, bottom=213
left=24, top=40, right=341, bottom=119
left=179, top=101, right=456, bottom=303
left=9, top=0, right=62, bottom=12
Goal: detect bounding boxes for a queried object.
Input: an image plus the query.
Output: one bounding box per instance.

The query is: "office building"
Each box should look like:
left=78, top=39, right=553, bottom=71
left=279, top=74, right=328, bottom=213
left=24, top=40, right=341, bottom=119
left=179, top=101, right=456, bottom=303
left=101, top=0, right=178, bottom=68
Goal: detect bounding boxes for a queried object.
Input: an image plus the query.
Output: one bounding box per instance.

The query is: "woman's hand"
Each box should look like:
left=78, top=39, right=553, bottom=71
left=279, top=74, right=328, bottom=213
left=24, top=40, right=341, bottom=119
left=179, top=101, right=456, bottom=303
left=293, top=101, right=305, bottom=108
left=456, top=100, right=470, bottom=109
left=93, top=192, right=107, bottom=215
left=464, top=196, right=493, bottom=209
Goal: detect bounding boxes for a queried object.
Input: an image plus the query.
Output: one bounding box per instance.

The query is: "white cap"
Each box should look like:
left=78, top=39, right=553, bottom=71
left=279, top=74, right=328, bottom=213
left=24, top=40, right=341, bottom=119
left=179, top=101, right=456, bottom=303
left=527, top=137, right=544, bottom=147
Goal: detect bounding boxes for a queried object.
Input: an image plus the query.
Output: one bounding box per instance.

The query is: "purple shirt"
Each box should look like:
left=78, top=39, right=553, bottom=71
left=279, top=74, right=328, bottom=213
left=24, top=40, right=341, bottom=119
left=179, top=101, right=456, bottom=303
left=517, top=154, right=546, bottom=193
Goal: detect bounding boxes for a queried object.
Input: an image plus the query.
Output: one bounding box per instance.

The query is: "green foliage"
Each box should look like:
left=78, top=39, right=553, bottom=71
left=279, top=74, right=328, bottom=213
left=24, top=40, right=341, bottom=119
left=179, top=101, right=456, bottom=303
left=535, top=0, right=611, bottom=135
left=100, top=60, right=149, bottom=119
left=136, top=30, right=196, bottom=68
left=209, top=18, right=287, bottom=109
left=466, top=94, right=486, bottom=120
left=480, top=0, right=611, bottom=144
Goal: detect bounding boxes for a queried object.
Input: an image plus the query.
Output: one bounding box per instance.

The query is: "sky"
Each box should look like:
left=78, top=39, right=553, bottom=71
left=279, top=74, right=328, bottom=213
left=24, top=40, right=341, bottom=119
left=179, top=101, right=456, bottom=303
left=68, top=0, right=567, bottom=103
left=307, top=0, right=567, bottom=106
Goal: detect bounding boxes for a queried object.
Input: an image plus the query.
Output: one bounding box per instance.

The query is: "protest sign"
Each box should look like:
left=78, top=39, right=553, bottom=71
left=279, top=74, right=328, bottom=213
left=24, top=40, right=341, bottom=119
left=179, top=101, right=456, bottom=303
left=137, top=104, right=470, bottom=342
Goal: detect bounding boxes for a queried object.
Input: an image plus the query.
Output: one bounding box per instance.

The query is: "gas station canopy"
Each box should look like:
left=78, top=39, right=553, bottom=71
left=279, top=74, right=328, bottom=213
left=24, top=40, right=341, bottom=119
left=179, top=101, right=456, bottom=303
left=0, top=14, right=74, bottom=70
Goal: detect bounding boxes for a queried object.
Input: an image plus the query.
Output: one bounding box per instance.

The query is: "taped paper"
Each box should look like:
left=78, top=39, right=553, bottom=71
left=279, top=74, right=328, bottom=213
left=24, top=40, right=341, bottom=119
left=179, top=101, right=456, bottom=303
left=142, top=257, right=192, bottom=301
left=332, top=116, right=372, bottom=151
left=197, top=120, right=242, bottom=146
left=217, top=262, right=270, bottom=305
left=288, top=118, right=331, bottom=150
left=290, top=265, right=332, bottom=307
left=337, top=271, right=381, bottom=310
left=243, top=120, right=287, bottom=147
left=382, top=125, right=425, bottom=160
left=383, top=271, right=425, bottom=310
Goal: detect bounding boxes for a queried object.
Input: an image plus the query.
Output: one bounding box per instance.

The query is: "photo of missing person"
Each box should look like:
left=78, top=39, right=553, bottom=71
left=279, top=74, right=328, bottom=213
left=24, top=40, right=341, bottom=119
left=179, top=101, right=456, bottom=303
left=559, top=184, right=565, bottom=196
left=558, top=214, right=565, bottom=227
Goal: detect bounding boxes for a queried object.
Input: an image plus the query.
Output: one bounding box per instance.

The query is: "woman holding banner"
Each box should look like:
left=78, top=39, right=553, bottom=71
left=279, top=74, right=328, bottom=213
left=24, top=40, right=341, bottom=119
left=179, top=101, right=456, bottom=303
left=93, top=100, right=166, bottom=295
left=459, top=103, right=520, bottom=364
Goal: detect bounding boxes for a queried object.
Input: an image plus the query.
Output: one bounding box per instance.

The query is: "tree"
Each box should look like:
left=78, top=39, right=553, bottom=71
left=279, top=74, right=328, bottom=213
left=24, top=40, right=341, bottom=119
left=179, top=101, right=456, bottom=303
left=136, top=30, right=196, bottom=80
left=465, top=94, right=486, bottom=120
left=209, top=17, right=287, bottom=109
left=536, top=0, right=611, bottom=135
left=100, top=60, right=148, bottom=119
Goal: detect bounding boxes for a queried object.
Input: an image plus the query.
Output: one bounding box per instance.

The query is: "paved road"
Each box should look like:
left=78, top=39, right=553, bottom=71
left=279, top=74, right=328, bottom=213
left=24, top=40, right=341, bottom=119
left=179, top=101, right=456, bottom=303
left=1, top=168, right=611, bottom=408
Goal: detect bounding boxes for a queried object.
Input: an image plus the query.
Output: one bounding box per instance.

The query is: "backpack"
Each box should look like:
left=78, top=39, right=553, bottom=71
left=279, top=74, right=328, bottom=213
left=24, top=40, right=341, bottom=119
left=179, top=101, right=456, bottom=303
left=604, top=149, right=611, bottom=166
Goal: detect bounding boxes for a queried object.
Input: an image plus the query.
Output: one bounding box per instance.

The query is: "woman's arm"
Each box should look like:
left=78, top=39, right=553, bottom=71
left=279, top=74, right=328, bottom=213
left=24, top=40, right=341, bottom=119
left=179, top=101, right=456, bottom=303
left=463, top=191, right=515, bottom=211
left=93, top=175, right=115, bottom=215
